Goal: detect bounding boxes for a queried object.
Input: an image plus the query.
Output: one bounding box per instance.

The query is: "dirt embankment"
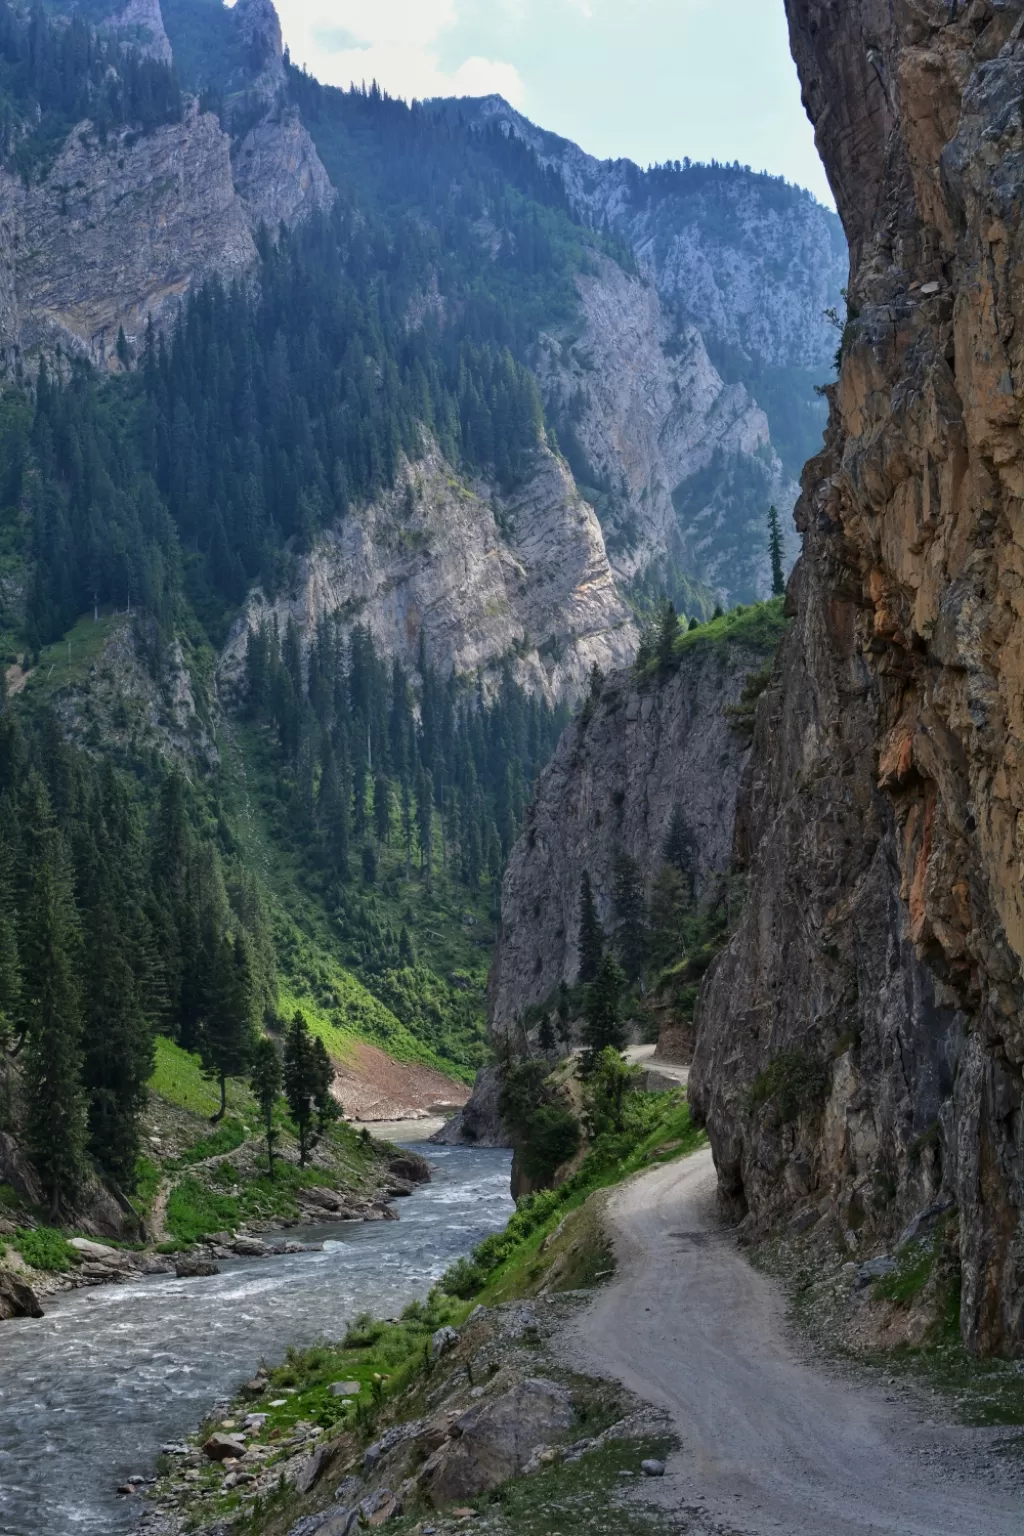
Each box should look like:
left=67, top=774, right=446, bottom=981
left=331, top=1041, right=470, bottom=1123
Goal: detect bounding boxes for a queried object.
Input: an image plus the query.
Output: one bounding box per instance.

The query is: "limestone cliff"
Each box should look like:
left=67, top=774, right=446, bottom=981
left=219, top=443, right=637, bottom=708
left=488, top=624, right=778, bottom=1045
left=0, top=0, right=332, bottom=367
left=691, top=0, right=1024, bottom=1356
left=536, top=256, right=797, bottom=598
left=436, top=613, right=781, bottom=1147
left=0, top=102, right=256, bottom=366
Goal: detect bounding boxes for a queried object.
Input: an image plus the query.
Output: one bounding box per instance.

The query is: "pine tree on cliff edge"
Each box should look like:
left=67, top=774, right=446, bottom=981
left=768, top=504, right=786, bottom=598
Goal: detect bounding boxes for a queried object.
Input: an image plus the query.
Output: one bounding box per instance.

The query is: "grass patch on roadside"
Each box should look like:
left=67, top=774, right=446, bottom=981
left=444, top=1092, right=702, bottom=1306
left=476, top=1435, right=676, bottom=1536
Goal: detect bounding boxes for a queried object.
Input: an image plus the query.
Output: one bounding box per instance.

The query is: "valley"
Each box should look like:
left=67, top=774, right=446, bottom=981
left=3, top=0, right=1024, bottom=1534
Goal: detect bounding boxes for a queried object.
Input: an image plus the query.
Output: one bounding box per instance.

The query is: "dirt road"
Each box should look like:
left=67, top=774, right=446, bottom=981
left=562, top=1148, right=1022, bottom=1535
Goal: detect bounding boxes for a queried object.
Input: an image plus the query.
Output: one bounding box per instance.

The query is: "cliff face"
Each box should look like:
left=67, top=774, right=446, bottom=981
left=691, top=0, right=1024, bottom=1356
left=220, top=443, right=637, bottom=707
left=537, top=256, right=797, bottom=597
left=2, top=0, right=332, bottom=367
left=488, top=623, right=777, bottom=1044
left=0, top=103, right=256, bottom=365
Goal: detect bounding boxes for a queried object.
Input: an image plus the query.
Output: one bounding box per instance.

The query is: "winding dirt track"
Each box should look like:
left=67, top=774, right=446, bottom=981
left=562, top=1148, right=1022, bottom=1535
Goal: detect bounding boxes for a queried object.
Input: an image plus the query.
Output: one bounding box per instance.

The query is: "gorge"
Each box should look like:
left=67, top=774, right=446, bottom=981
left=4, top=0, right=1024, bottom=1534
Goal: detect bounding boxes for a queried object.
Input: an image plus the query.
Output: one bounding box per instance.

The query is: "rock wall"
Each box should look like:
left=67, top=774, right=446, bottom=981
left=691, top=0, right=1024, bottom=1356
left=488, top=624, right=776, bottom=1044
left=0, top=102, right=256, bottom=366
left=0, top=0, right=332, bottom=367
left=536, top=256, right=796, bottom=597
left=219, top=442, right=637, bottom=708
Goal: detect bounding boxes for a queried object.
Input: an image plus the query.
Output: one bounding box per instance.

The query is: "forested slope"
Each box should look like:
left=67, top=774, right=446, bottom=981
left=0, top=0, right=835, bottom=1226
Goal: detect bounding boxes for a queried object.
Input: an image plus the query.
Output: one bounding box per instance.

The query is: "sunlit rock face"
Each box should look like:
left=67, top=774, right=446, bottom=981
left=692, top=0, right=1024, bottom=1355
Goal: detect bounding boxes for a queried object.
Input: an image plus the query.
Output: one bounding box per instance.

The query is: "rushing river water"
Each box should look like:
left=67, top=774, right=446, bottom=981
left=0, top=1143, right=513, bottom=1536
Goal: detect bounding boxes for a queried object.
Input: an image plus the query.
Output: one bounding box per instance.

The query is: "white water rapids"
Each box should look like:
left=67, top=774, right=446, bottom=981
left=0, top=1143, right=513, bottom=1536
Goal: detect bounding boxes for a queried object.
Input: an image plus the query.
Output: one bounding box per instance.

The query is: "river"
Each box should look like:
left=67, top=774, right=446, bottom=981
left=0, top=1143, right=513, bottom=1536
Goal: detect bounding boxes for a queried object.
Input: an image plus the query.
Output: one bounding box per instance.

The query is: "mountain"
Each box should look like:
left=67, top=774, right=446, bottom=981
left=691, top=3, right=1024, bottom=1359
left=438, top=94, right=847, bottom=593
left=0, top=0, right=842, bottom=1227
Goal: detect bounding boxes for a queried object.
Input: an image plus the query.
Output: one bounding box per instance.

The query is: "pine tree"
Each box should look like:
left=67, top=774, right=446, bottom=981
left=537, top=1013, right=556, bottom=1055
left=283, top=1010, right=318, bottom=1166
left=577, top=871, right=603, bottom=985
left=250, top=1036, right=283, bottom=1178
left=311, top=1036, right=338, bottom=1132
left=612, top=849, right=647, bottom=983
left=556, top=981, right=572, bottom=1048
left=583, top=953, right=626, bottom=1071
left=0, top=831, right=20, bottom=1129
left=657, top=599, right=678, bottom=671
left=768, top=504, right=786, bottom=598
left=648, top=864, right=690, bottom=971
left=200, top=932, right=257, bottom=1123
left=19, top=775, right=87, bottom=1218
left=663, top=805, right=695, bottom=895
left=373, top=774, right=391, bottom=846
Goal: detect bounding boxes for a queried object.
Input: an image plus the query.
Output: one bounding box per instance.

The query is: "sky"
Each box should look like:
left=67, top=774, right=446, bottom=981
left=271, top=0, right=834, bottom=207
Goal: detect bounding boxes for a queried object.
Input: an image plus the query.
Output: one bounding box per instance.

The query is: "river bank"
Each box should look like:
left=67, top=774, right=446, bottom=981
left=0, top=1145, right=513, bottom=1536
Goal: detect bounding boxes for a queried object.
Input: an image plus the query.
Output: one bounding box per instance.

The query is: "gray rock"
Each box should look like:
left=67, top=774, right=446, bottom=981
left=855, top=1256, right=899, bottom=1291
left=0, top=1270, right=43, bottom=1321
left=175, top=1256, right=220, bottom=1279
left=419, top=1378, right=575, bottom=1507
left=292, top=1442, right=333, bottom=1495
left=202, top=1433, right=246, bottom=1462
left=431, top=1325, right=459, bottom=1360
left=641, top=1459, right=666, bottom=1477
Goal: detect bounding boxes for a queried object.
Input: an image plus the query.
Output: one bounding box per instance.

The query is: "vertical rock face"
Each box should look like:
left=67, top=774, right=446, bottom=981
left=97, top=0, right=173, bottom=63
left=536, top=256, right=796, bottom=597
left=692, top=0, right=1024, bottom=1355
left=487, top=623, right=779, bottom=1047
left=219, top=443, right=637, bottom=708
left=0, top=102, right=257, bottom=365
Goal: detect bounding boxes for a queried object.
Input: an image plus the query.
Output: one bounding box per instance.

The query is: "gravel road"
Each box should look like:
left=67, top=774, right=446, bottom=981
left=561, top=1147, right=1023, bottom=1535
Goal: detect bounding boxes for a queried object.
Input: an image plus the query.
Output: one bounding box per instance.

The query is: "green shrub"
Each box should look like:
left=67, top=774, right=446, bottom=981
left=165, top=1177, right=239, bottom=1245
left=747, top=1048, right=830, bottom=1124
left=174, top=1117, right=247, bottom=1167
left=15, top=1227, right=74, bottom=1272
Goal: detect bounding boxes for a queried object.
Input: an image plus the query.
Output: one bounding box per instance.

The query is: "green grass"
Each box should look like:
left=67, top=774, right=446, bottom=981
left=149, top=1036, right=255, bottom=1120
left=15, top=1226, right=74, bottom=1272
left=475, top=1435, right=676, bottom=1536
left=20, top=612, right=125, bottom=703
left=675, top=595, right=787, bottom=658
left=164, top=1121, right=380, bottom=1244
left=445, top=1092, right=703, bottom=1306
left=873, top=1242, right=935, bottom=1307
left=172, top=1116, right=247, bottom=1168
left=131, top=1154, right=162, bottom=1220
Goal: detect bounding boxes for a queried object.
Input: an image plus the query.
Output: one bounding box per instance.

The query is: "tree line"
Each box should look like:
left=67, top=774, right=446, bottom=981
left=0, top=694, right=276, bottom=1216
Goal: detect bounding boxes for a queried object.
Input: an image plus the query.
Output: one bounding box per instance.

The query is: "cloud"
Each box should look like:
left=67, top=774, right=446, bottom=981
left=276, top=0, right=524, bottom=105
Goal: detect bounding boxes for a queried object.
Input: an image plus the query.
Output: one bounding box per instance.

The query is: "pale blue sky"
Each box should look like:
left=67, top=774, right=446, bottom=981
left=274, top=0, right=834, bottom=206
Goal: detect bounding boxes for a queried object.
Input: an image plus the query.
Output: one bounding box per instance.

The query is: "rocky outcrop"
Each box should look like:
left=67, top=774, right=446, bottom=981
left=234, top=104, right=335, bottom=231
left=220, top=442, right=638, bottom=707
left=0, top=101, right=256, bottom=366
left=96, top=0, right=173, bottom=63
left=0, top=1271, right=43, bottom=1321
left=692, top=0, right=1024, bottom=1356
left=52, top=618, right=219, bottom=770
left=537, top=256, right=797, bottom=597
left=487, top=620, right=781, bottom=1051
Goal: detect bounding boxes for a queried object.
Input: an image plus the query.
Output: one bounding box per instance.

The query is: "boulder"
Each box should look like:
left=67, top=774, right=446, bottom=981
left=0, top=1270, right=44, bottom=1320
left=175, top=1255, right=220, bottom=1279
left=296, top=1186, right=345, bottom=1212
left=230, top=1237, right=267, bottom=1258
left=431, top=1326, right=459, bottom=1360
left=203, top=1433, right=247, bottom=1462
left=292, top=1441, right=333, bottom=1494
left=387, top=1155, right=430, bottom=1185
left=68, top=1237, right=123, bottom=1264
left=420, top=1379, right=575, bottom=1506
left=641, top=1459, right=666, bottom=1477
left=328, top=1381, right=361, bottom=1398
left=361, top=1489, right=402, bottom=1527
